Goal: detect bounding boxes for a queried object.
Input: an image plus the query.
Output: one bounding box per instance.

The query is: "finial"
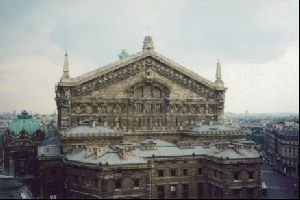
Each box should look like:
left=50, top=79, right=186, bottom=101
left=143, top=36, right=154, bottom=51
left=61, top=51, right=70, bottom=80
left=215, top=60, right=224, bottom=86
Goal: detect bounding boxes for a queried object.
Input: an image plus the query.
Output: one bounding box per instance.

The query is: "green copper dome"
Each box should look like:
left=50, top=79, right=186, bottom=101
left=9, top=110, right=39, bottom=135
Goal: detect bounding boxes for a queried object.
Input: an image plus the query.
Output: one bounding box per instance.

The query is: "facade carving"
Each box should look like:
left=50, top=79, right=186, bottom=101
left=56, top=40, right=226, bottom=134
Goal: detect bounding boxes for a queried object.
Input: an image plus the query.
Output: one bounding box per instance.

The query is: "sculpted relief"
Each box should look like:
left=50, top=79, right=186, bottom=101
left=57, top=56, right=226, bottom=130
left=69, top=57, right=217, bottom=99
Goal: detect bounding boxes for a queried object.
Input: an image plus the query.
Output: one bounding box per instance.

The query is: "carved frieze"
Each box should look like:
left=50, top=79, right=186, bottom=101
left=56, top=97, right=71, bottom=108
left=69, top=57, right=220, bottom=98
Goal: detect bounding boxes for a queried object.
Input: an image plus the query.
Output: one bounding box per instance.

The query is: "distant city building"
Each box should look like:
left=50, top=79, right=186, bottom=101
left=2, top=111, right=63, bottom=199
left=265, top=122, right=299, bottom=178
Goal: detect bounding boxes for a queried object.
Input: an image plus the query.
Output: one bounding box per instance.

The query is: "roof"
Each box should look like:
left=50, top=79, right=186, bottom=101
left=59, top=48, right=225, bottom=90
left=138, top=138, right=177, bottom=147
left=65, top=138, right=260, bottom=165
left=66, top=148, right=147, bottom=165
left=9, top=111, right=39, bottom=135
left=40, top=136, right=61, bottom=146
left=213, top=146, right=260, bottom=159
left=0, top=178, right=24, bottom=190
left=266, top=127, right=299, bottom=141
left=62, top=125, right=120, bottom=137
left=0, top=177, right=32, bottom=199
left=184, top=124, right=240, bottom=133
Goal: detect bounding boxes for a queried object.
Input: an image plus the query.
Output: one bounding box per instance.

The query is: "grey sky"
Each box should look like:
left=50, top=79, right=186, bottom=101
left=0, top=0, right=298, bottom=114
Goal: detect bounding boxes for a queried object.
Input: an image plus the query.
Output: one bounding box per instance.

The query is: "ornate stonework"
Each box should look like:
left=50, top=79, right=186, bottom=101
left=56, top=37, right=227, bottom=136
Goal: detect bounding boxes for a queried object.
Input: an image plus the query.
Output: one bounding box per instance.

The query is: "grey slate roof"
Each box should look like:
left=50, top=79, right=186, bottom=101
left=0, top=178, right=23, bottom=190
left=66, top=148, right=147, bottom=165
left=138, top=139, right=177, bottom=147
left=65, top=139, right=260, bottom=165
left=0, top=177, right=32, bottom=199
left=62, top=125, right=120, bottom=137
left=40, top=136, right=61, bottom=146
left=187, top=125, right=239, bottom=132
left=213, top=147, right=260, bottom=159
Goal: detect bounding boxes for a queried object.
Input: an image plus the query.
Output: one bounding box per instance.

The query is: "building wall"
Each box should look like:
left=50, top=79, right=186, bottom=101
left=56, top=57, right=226, bottom=132
left=37, top=159, right=65, bottom=199
left=64, top=156, right=262, bottom=199
left=64, top=163, right=151, bottom=199
left=61, top=135, right=123, bottom=153
left=264, top=128, right=299, bottom=178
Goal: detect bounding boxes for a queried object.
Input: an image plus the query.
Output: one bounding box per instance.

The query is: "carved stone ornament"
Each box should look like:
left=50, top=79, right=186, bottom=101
left=70, top=57, right=216, bottom=98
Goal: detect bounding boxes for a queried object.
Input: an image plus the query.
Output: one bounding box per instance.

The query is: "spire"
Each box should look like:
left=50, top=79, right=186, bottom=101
left=143, top=36, right=154, bottom=51
left=215, top=60, right=224, bottom=86
left=62, top=50, right=69, bottom=79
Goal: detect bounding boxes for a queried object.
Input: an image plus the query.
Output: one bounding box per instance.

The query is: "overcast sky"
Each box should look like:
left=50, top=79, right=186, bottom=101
left=0, top=0, right=298, bottom=114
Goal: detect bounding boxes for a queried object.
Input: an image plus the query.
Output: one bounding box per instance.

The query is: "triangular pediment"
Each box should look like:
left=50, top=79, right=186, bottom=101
left=60, top=51, right=226, bottom=98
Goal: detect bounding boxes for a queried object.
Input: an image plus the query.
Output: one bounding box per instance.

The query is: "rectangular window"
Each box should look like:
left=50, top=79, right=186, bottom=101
left=233, top=172, right=240, bottom=180
left=182, top=169, right=188, bottom=176
left=93, top=179, right=98, bottom=187
left=19, top=159, right=25, bottom=174
left=157, top=185, right=165, bottom=199
left=115, top=179, right=122, bottom=189
left=233, top=189, right=240, bottom=198
left=197, top=183, right=203, bottom=198
left=81, top=176, right=86, bottom=185
left=170, top=184, right=177, bottom=198
left=182, top=184, right=189, bottom=198
left=248, top=171, right=254, bottom=179
left=171, top=169, right=177, bottom=176
left=133, top=179, right=140, bottom=188
left=214, top=169, right=218, bottom=178
left=247, top=188, right=255, bottom=199
left=215, top=187, right=223, bottom=198
left=50, top=168, right=56, bottom=176
left=198, top=168, right=202, bottom=175
left=158, top=169, right=164, bottom=177
left=73, top=175, right=78, bottom=184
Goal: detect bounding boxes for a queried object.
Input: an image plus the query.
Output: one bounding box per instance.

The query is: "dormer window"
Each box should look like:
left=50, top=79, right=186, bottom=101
left=140, top=141, right=157, bottom=150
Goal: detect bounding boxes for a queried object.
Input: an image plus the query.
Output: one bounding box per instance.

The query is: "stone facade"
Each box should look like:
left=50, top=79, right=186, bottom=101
left=56, top=36, right=226, bottom=139
left=54, top=36, right=261, bottom=199
left=63, top=139, right=262, bottom=199
left=264, top=124, right=299, bottom=178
